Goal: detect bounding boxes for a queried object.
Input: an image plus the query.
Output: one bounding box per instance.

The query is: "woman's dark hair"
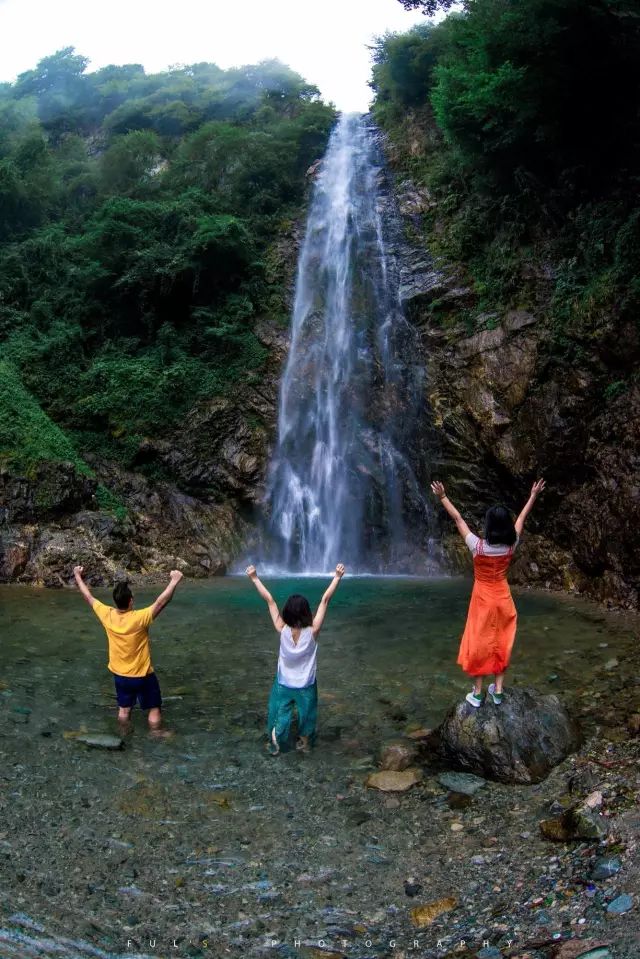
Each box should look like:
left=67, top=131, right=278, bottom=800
left=113, top=580, right=133, bottom=611
left=281, top=594, right=313, bottom=628
left=485, top=505, right=517, bottom=546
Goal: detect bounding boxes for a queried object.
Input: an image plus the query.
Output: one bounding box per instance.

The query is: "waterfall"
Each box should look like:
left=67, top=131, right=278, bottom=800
left=258, top=113, right=436, bottom=574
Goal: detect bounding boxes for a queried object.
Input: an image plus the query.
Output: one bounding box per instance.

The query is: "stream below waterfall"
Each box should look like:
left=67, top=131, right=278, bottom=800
left=1, top=579, right=638, bottom=958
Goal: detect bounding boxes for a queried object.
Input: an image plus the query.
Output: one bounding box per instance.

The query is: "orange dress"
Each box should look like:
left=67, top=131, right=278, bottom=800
left=457, top=541, right=517, bottom=677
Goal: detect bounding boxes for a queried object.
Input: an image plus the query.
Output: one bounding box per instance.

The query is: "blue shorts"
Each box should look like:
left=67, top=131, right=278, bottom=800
left=113, top=672, right=162, bottom=710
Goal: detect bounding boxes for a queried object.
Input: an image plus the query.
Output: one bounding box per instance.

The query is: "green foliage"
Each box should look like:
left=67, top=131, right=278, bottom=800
left=380, top=1, right=640, bottom=192
left=373, top=0, right=640, bottom=367
left=99, top=130, right=163, bottom=194
left=95, top=483, right=128, bottom=520
left=603, top=380, right=628, bottom=401
left=0, top=50, right=335, bottom=472
left=0, top=360, right=89, bottom=472
left=370, top=24, right=445, bottom=124
left=397, top=0, right=457, bottom=12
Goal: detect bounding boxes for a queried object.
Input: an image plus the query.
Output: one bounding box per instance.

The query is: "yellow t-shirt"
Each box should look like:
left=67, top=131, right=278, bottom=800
left=92, top=600, right=155, bottom=677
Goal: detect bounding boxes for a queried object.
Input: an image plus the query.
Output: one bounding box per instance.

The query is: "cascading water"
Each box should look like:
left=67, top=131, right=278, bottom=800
left=258, top=113, right=437, bottom=574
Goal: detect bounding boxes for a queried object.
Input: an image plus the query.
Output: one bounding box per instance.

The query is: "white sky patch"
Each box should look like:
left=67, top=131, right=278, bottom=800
left=0, top=0, right=433, bottom=111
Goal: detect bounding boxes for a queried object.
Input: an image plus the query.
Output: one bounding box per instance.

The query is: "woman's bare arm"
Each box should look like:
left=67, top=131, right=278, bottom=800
left=246, top=566, right=284, bottom=632
left=515, top=479, right=546, bottom=536
left=312, top=564, right=345, bottom=637
left=430, top=481, right=472, bottom=541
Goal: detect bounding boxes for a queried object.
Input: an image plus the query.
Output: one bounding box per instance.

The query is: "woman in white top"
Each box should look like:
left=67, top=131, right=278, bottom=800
left=246, top=563, right=345, bottom=755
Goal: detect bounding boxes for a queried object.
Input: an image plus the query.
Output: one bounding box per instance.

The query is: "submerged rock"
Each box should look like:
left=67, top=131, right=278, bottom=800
left=436, top=686, right=581, bottom=784
left=591, top=856, right=622, bottom=880
left=540, top=804, right=608, bottom=842
left=74, top=734, right=125, bottom=750
left=410, top=896, right=457, bottom=928
left=406, top=726, right=432, bottom=740
left=404, top=879, right=423, bottom=897
left=627, top=713, right=640, bottom=735
left=437, top=771, right=487, bottom=796
left=551, top=943, right=611, bottom=959
left=378, top=741, right=417, bottom=771
left=366, top=768, right=422, bottom=792
left=606, top=893, right=633, bottom=915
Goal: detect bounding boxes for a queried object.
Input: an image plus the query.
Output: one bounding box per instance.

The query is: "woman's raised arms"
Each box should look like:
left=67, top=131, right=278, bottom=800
left=312, top=564, right=345, bottom=638
left=246, top=566, right=285, bottom=632
left=430, top=481, right=473, bottom=541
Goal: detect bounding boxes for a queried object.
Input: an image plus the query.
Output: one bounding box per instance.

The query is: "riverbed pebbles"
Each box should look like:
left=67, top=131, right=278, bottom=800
left=1, top=600, right=639, bottom=958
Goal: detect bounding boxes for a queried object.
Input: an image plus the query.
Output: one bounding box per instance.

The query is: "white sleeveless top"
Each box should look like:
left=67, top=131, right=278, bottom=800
left=277, top=626, right=317, bottom=689
left=465, top=533, right=519, bottom=556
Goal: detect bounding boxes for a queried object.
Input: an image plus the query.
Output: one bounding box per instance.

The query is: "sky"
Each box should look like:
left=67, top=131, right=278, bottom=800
left=0, top=0, right=432, bottom=112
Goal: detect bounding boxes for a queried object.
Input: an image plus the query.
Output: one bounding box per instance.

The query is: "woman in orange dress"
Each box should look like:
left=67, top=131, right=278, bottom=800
left=431, top=479, right=546, bottom=707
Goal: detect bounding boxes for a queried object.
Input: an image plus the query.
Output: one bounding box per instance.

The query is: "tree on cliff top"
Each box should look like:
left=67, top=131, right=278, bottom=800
left=383, top=0, right=640, bottom=194
left=398, top=0, right=459, bottom=13
left=378, top=0, right=640, bottom=343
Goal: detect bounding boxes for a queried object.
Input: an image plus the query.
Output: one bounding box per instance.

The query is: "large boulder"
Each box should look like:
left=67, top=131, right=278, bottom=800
left=436, top=686, right=581, bottom=784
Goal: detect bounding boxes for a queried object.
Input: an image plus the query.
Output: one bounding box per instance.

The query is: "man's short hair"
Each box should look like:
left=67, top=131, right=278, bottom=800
left=113, top=580, right=133, bottom=610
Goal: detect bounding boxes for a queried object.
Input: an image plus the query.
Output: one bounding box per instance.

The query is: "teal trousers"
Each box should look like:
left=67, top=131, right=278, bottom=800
left=266, top=677, right=318, bottom=748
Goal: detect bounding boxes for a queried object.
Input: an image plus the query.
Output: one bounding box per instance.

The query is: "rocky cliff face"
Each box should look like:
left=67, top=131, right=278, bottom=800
left=386, top=164, right=639, bottom=608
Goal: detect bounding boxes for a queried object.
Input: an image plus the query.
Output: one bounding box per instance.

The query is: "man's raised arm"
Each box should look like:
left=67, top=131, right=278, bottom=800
left=73, top=566, right=96, bottom=607
left=151, top=570, right=184, bottom=620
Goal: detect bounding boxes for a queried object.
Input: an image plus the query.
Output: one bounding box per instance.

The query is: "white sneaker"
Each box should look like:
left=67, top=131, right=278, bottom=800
left=487, top=683, right=504, bottom=704
left=465, top=691, right=484, bottom=708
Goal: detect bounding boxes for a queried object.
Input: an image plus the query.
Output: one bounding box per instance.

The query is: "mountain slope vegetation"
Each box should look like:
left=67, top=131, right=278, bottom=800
left=0, top=49, right=335, bottom=473
left=373, top=0, right=640, bottom=373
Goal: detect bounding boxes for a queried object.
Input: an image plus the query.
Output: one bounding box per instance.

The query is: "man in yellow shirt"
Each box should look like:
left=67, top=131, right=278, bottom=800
left=73, top=565, right=184, bottom=732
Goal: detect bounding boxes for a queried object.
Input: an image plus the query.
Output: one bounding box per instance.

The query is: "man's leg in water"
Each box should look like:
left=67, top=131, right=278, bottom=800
left=139, top=674, right=170, bottom=736
left=147, top=706, right=164, bottom=731
left=114, top=676, right=135, bottom=727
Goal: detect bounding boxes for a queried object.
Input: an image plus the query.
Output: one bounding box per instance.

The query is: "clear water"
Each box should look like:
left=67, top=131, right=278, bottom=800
left=0, top=579, right=634, bottom=958
left=0, top=578, right=626, bottom=744
left=259, top=113, right=434, bottom=574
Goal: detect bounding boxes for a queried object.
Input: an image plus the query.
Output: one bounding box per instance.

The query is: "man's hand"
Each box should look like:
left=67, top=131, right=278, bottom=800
left=335, top=563, right=345, bottom=578
left=73, top=565, right=95, bottom=606
left=246, top=565, right=257, bottom=579
left=152, top=569, right=184, bottom=619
